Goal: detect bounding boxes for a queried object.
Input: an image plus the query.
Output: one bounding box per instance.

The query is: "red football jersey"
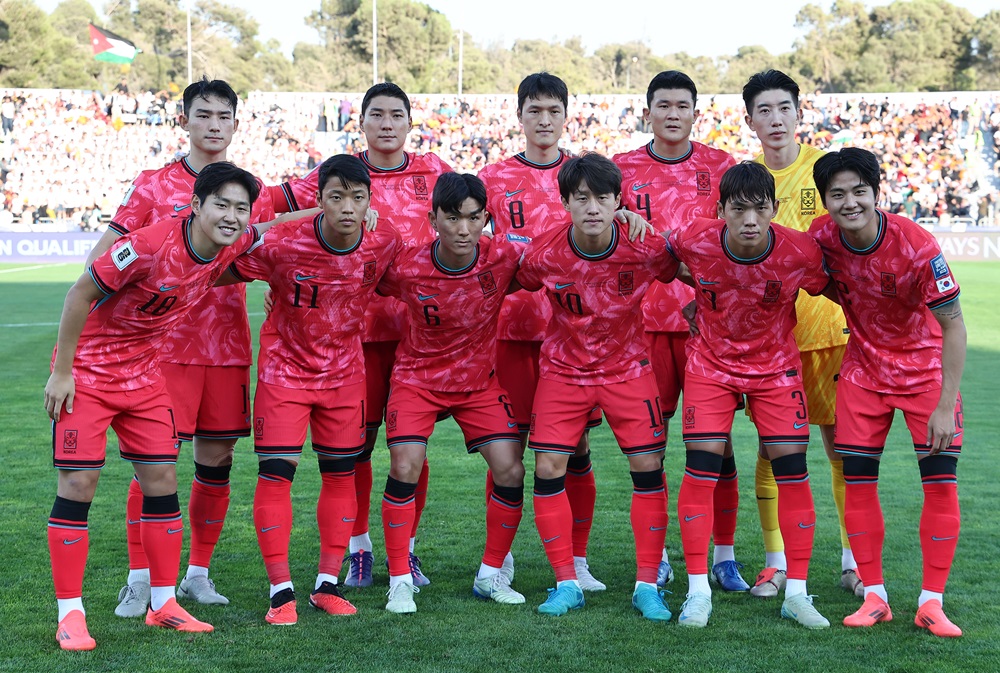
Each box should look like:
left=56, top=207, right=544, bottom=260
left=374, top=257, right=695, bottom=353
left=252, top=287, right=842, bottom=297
left=517, top=221, right=679, bottom=385
left=809, top=210, right=961, bottom=394
left=379, top=234, right=527, bottom=392
left=614, top=141, right=736, bottom=333
left=229, top=214, right=402, bottom=389
left=64, top=219, right=258, bottom=391
left=667, top=218, right=830, bottom=388
left=479, top=152, right=570, bottom=342
left=268, top=151, right=451, bottom=342
left=110, top=157, right=276, bottom=367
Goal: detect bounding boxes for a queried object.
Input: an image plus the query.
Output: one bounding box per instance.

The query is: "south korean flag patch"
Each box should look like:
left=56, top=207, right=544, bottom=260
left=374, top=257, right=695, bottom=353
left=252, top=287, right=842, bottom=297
left=111, top=241, right=138, bottom=270
left=930, top=253, right=955, bottom=293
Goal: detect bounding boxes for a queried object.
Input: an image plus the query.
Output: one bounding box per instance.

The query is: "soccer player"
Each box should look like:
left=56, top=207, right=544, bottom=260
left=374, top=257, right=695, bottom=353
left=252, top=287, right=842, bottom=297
left=268, top=83, right=451, bottom=588
left=613, top=70, right=742, bottom=590
left=225, top=155, right=402, bottom=625
left=810, top=148, right=966, bottom=638
left=742, top=70, right=856, bottom=597
left=45, top=162, right=265, bottom=650
left=478, top=72, right=605, bottom=591
left=518, top=153, right=679, bottom=621
left=378, top=173, right=526, bottom=613
left=669, top=161, right=831, bottom=629
left=85, top=78, right=277, bottom=615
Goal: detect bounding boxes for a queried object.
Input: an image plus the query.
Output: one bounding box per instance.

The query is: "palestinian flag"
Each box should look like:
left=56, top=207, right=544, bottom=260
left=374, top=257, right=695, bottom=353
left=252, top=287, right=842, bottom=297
left=88, top=23, right=139, bottom=64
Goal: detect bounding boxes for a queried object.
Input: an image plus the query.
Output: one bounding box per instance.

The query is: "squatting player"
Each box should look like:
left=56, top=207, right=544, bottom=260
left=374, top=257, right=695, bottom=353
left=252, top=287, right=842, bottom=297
left=518, top=154, right=679, bottom=621
left=45, top=163, right=268, bottom=650
left=268, top=83, right=451, bottom=587
left=809, top=148, right=967, bottom=638
left=668, top=162, right=831, bottom=630
left=742, top=70, right=856, bottom=598
left=225, top=155, right=402, bottom=625
left=613, top=70, right=741, bottom=590
left=86, top=78, right=277, bottom=615
left=378, top=173, right=526, bottom=613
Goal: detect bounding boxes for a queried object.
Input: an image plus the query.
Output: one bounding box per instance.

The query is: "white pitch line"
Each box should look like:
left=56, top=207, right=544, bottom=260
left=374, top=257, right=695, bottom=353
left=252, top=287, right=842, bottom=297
left=0, top=321, right=59, bottom=327
left=0, top=264, right=55, bottom=274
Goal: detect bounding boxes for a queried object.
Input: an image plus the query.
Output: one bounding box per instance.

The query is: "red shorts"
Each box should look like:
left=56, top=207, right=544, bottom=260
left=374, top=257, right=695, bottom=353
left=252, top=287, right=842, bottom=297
left=528, top=374, right=664, bottom=456
left=834, top=378, right=964, bottom=458
left=363, top=341, right=398, bottom=428
left=682, top=372, right=810, bottom=448
left=161, top=363, right=250, bottom=441
left=52, top=380, right=179, bottom=469
left=497, top=340, right=601, bottom=432
left=253, top=380, right=367, bottom=459
left=385, top=380, right=520, bottom=453
left=646, top=331, right=688, bottom=418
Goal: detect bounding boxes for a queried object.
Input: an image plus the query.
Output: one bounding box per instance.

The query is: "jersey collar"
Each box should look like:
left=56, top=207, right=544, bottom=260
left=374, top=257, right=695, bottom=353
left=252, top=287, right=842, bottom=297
left=645, top=141, right=693, bottom=165
left=431, top=239, right=480, bottom=275
left=721, top=225, right=774, bottom=265
left=569, top=222, right=618, bottom=261
left=839, top=210, right=886, bottom=256
left=360, top=150, right=410, bottom=173
left=315, top=214, right=364, bottom=255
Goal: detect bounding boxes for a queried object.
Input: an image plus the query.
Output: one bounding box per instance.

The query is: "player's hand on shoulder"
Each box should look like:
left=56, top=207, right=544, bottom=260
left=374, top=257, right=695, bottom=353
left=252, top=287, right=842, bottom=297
left=364, top=208, right=379, bottom=231
left=44, top=372, right=75, bottom=422
left=618, top=209, right=655, bottom=242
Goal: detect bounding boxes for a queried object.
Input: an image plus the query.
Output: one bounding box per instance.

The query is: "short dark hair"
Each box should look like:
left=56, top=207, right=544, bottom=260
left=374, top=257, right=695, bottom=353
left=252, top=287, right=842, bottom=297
left=317, top=154, right=371, bottom=194
left=813, top=147, right=882, bottom=207
left=361, top=83, right=410, bottom=117
left=646, top=70, right=697, bottom=109
left=183, top=77, right=238, bottom=116
left=517, top=72, right=569, bottom=113
left=193, top=162, right=259, bottom=206
left=718, top=161, right=775, bottom=207
left=557, top=153, right=622, bottom=201
left=742, top=69, right=800, bottom=113
left=432, top=172, right=487, bottom=215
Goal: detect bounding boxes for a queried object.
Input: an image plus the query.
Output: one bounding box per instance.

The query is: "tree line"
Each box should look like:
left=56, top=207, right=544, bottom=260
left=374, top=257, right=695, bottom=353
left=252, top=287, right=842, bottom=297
left=1, top=0, right=999, bottom=95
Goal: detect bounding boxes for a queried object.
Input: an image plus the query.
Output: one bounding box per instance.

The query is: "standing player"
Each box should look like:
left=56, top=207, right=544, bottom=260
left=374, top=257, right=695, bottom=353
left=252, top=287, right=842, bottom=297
left=85, top=78, right=277, bottom=616
left=268, top=83, right=451, bottom=588
left=45, top=163, right=265, bottom=650
left=518, top=154, right=679, bottom=621
left=226, top=155, right=401, bottom=625
left=669, top=162, right=831, bottom=629
left=810, top=148, right=966, bottom=637
left=378, top=173, right=526, bottom=613
left=613, top=70, right=742, bottom=591
left=742, top=70, right=857, bottom=597
left=478, top=72, right=605, bottom=590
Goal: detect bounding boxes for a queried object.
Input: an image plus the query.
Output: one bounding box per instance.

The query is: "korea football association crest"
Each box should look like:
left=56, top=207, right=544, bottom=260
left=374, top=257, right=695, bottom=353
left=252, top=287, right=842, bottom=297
left=880, top=272, right=897, bottom=296
left=478, top=271, right=497, bottom=296
left=63, top=429, right=78, bottom=453
left=800, top=188, right=817, bottom=216
left=763, top=280, right=782, bottom=303
left=254, top=417, right=265, bottom=440
left=696, top=171, right=711, bottom=194
left=618, top=271, right=634, bottom=296
left=362, top=261, right=377, bottom=286
left=412, top=176, right=429, bottom=201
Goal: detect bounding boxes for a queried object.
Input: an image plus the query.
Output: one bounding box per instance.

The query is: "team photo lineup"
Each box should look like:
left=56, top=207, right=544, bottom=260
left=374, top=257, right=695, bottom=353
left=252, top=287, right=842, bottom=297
left=39, top=67, right=968, bottom=652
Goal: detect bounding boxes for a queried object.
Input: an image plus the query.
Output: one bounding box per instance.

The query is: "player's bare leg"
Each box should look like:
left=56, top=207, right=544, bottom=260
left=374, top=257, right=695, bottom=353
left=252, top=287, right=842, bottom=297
left=473, top=441, right=526, bottom=604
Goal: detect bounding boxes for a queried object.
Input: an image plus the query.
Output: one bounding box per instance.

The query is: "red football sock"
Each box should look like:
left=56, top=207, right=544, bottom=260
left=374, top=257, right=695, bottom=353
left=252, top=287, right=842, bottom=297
left=48, top=497, right=90, bottom=599
left=919, top=459, right=960, bottom=593
left=126, top=476, right=148, bottom=570
left=843, top=457, right=884, bottom=587
left=630, top=470, right=667, bottom=584
left=483, top=485, right=523, bottom=567
left=317, top=464, right=357, bottom=578
left=140, top=494, right=183, bottom=589
left=712, top=457, right=738, bottom=546
left=534, top=475, right=575, bottom=581
left=254, top=461, right=295, bottom=585
left=566, top=455, right=597, bottom=558
left=382, top=476, right=416, bottom=577
left=411, top=459, right=429, bottom=540
left=678, top=453, right=720, bottom=576
left=351, top=458, right=373, bottom=538
left=772, top=454, right=816, bottom=582
left=187, top=464, right=231, bottom=569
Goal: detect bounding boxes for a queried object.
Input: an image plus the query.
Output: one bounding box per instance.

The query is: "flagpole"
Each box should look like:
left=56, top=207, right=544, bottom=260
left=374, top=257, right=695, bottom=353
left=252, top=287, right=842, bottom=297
left=187, top=0, right=193, bottom=84
left=372, top=0, right=378, bottom=86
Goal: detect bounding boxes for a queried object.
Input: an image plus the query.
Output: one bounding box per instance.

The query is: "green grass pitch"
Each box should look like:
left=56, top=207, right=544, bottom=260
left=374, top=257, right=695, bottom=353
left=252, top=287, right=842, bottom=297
left=1, top=261, right=997, bottom=672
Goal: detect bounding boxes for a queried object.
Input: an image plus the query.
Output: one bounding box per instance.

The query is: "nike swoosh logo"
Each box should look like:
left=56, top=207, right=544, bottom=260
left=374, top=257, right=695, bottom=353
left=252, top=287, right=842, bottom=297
left=127, top=519, right=140, bottom=525
left=697, top=278, right=718, bottom=286
left=798, top=522, right=815, bottom=529
left=684, top=514, right=706, bottom=522
left=260, top=525, right=281, bottom=533
left=931, top=535, right=956, bottom=541
left=554, top=282, right=574, bottom=290
left=573, top=518, right=591, bottom=524
left=793, top=421, right=808, bottom=429
left=653, top=429, right=664, bottom=437
left=847, top=531, right=866, bottom=538
left=342, top=517, right=356, bottom=523
left=632, top=182, right=653, bottom=191
left=543, top=535, right=560, bottom=543
left=388, top=521, right=408, bottom=528
left=295, top=274, right=318, bottom=281
left=648, top=525, right=667, bottom=531
left=159, top=284, right=180, bottom=292
left=507, top=421, right=518, bottom=428
left=418, top=294, right=438, bottom=301
left=173, top=204, right=190, bottom=212
left=167, top=527, right=183, bottom=534
left=501, top=523, right=518, bottom=529
left=63, top=537, right=83, bottom=545
left=205, top=519, right=224, bottom=525
left=505, top=189, right=525, bottom=198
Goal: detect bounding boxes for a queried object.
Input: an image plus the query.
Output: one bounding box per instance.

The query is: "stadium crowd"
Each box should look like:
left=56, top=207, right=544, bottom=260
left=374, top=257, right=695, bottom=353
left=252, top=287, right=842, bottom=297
left=1, top=86, right=998, bottom=232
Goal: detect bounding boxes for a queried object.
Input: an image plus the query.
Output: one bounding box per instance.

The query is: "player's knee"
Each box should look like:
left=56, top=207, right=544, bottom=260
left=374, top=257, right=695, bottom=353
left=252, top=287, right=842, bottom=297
left=533, top=453, right=568, bottom=480
left=132, top=463, right=177, bottom=496
left=389, top=448, right=425, bottom=483
left=56, top=469, right=100, bottom=502
left=627, top=451, right=663, bottom=473
left=192, top=437, right=236, bottom=465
